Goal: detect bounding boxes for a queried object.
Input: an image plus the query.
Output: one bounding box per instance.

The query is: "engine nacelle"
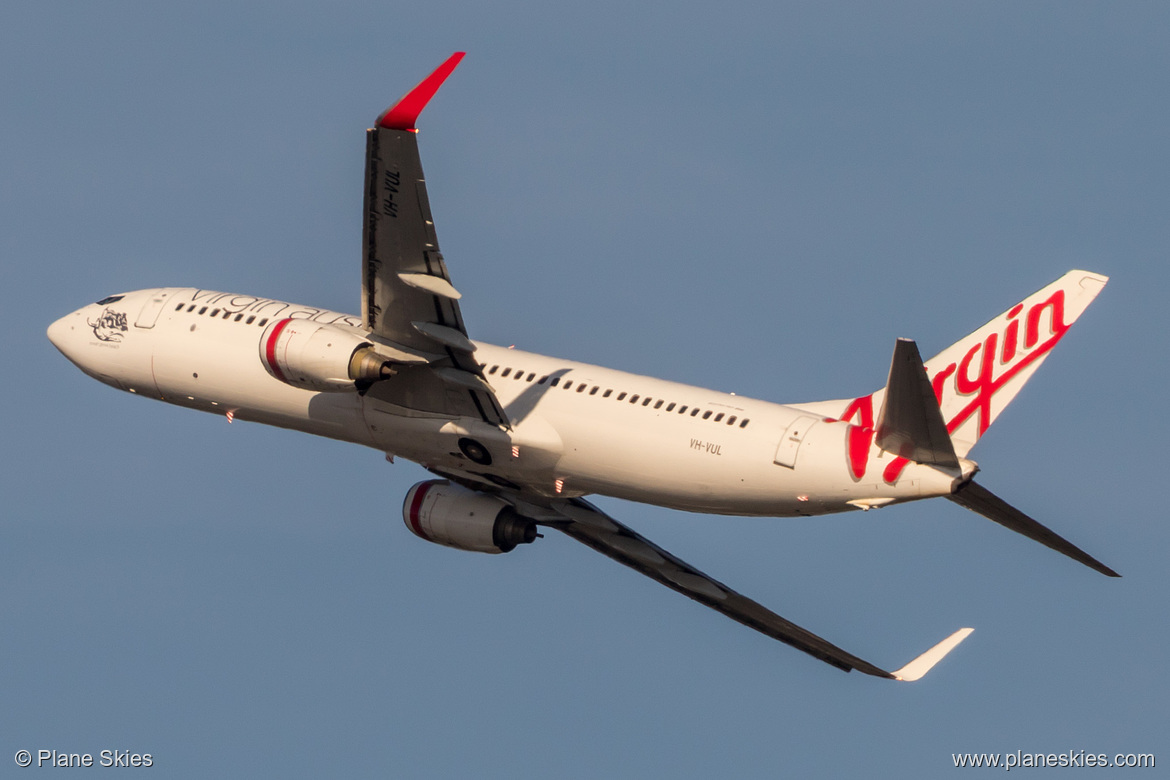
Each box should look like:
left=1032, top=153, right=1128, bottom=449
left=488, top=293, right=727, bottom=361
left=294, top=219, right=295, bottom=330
left=403, top=480, right=538, bottom=554
left=259, top=318, right=393, bottom=392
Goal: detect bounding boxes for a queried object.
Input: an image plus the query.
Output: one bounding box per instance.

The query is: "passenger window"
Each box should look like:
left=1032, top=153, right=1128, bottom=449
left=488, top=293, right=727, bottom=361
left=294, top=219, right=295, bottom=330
left=489, top=365, right=498, bottom=374
left=526, top=373, right=535, bottom=381
left=642, top=398, right=652, bottom=406
left=630, top=394, right=640, bottom=403
left=691, top=408, right=700, bottom=417
left=740, top=419, right=750, bottom=428
left=187, top=305, right=195, bottom=312
left=654, top=400, right=664, bottom=409
left=538, top=376, right=548, bottom=384
left=666, top=403, right=676, bottom=412
left=550, top=377, right=560, bottom=387
left=563, top=381, right=573, bottom=390
left=617, top=392, right=627, bottom=401
left=210, top=309, right=219, bottom=317
left=199, top=307, right=208, bottom=315
left=246, top=315, right=255, bottom=324
left=603, top=389, right=612, bottom=398
left=501, top=367, right=512, bottom=377
left=703, top=411, right=713, bottom=419
left=174, top=303, right=184, bottom=311
left=589, top=386, right=598, bottom=395
left=678, top=406, right=688, bottom=414
left=258, top=318, right=268, bottom=326
left=714, top=413, right=724, bottom=422
left=577, top=384, right=586, bottom=392
left=727, top=416, right=737, bottom=425
left=234, top=313, right=243, bottom=321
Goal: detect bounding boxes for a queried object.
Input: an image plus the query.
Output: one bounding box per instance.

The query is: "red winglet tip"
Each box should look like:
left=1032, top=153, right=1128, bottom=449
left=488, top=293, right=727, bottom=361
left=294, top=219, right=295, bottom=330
left=377, top=52, right=466, bottom=131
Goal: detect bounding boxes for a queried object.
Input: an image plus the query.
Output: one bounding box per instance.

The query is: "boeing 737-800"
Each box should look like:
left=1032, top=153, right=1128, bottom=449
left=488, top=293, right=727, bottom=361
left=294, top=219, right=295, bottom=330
left=47, top=53, right=1117, bottom=681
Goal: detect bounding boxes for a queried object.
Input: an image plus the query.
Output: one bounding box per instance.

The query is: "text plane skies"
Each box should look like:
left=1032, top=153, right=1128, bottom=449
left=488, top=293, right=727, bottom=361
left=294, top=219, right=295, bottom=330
left=47, top=53, right=1118, bottom=681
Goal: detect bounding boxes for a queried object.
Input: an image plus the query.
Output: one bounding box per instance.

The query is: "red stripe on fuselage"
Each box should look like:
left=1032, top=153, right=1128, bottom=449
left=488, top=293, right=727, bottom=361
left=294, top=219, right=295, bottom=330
left=264, top=318, right=293, bottom=383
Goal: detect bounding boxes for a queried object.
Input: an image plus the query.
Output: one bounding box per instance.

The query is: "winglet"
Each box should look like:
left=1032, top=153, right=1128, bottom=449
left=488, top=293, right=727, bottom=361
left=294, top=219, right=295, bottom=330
left=377, top=52, right=466, bottom=131
left=891, top=628, right=974, bottom=681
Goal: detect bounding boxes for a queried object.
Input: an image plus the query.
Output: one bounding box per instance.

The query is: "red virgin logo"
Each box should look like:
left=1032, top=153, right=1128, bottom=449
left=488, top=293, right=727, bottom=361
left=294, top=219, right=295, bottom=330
left=832, top=289, right=1070, bottom=484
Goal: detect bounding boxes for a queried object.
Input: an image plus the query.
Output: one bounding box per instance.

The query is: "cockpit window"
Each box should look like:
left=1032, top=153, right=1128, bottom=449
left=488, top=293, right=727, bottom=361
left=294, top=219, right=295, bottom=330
left=95, top=295, right=124, bottom=305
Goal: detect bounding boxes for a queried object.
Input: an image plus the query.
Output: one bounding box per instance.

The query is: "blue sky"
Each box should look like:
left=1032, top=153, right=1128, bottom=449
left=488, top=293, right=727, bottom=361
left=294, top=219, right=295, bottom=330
left=3, top=2, right=1166, bottom=777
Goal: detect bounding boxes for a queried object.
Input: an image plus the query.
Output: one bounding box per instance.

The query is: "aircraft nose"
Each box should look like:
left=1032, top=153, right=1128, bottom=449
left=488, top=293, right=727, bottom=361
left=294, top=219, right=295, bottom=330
left=47, top=315, right=68, bottom=350
left=47, top=309, right=86, bottom=362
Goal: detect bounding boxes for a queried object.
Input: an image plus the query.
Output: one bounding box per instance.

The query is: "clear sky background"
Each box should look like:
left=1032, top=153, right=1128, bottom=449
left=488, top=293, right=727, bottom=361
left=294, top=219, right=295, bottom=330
left=3, top=2, right=1166, bottom=777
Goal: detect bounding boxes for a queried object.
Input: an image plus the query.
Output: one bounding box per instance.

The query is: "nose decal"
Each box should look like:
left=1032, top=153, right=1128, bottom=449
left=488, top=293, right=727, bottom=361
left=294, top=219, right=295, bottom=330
left=87, top=307, right=129, bottom=343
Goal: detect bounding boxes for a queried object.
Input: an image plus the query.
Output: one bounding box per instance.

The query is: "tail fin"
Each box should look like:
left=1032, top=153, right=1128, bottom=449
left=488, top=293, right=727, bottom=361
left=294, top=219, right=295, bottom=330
left=797, top=271, right=1117, bottom=577
left=873, top=338, right=1121, bottom=577
left=922, top=270, right=1107, bottom=456
left=797, top=270, right=1108, bottom=459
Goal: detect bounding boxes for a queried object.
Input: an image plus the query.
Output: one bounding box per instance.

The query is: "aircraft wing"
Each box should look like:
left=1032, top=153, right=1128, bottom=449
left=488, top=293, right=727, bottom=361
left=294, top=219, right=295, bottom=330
left=520, top=494, right=972, bottom=680
left=361, top=53, right=509, bottom=429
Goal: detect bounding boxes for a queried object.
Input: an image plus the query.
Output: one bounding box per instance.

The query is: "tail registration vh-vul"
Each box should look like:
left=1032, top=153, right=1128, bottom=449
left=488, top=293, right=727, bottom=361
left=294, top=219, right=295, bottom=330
left=47, top=53, right=1118, bottom=681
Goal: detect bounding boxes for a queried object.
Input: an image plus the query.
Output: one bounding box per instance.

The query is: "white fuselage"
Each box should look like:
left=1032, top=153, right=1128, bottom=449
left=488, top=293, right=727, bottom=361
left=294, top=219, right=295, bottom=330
left=48, top=287, right=959, bottom=517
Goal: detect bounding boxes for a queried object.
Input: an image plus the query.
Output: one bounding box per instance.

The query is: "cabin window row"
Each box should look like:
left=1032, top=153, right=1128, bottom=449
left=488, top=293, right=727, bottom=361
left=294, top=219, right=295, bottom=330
left=484, top=364, right=750, bottom=428
left=174, top=302, right=270, bottom=327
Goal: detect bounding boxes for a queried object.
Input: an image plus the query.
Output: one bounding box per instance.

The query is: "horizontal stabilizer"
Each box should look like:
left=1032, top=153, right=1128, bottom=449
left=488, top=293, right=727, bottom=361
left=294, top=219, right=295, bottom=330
left=892, top=628, right=974, bottom=681
left=875, top=338, right=959, bottom=469
left=948, top=481, right=1119, bottom=577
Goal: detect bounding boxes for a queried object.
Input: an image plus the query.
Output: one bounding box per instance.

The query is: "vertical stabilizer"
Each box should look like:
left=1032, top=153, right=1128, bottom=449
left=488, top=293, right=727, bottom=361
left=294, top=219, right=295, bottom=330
left=796, top=271, right=1108, bottom=462
left=923, top=270, right=1107, bottom=456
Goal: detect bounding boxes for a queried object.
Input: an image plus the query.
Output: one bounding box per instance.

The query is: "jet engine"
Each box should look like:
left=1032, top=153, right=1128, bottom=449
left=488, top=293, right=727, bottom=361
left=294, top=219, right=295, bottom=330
left=259, top=318, right=394, bottom=392
left=403, top=480, right=538, bottom=554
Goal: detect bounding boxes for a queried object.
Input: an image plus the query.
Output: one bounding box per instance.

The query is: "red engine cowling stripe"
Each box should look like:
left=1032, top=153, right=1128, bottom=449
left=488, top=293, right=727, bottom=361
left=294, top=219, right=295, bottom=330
left=264, top=318, right=293, bottom=383
left=407, top=482, right=433, bottom=540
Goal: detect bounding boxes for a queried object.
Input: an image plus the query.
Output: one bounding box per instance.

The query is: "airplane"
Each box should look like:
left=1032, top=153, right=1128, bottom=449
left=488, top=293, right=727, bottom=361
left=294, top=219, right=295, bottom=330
left=46, top=52, right=1118, bottom=682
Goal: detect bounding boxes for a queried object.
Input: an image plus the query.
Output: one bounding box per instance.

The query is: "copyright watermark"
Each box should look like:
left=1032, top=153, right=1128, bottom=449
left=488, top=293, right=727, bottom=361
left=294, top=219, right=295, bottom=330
left=953, top=749, right=1154, bottom=770
left=14, top=749, right=153, bottom=768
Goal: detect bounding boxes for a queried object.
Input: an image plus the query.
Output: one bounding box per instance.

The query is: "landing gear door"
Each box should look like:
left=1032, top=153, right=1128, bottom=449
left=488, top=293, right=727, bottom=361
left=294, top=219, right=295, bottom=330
left=774, top=415, right=818, bottom=469
left=135, top=289, right=174, bottom=329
